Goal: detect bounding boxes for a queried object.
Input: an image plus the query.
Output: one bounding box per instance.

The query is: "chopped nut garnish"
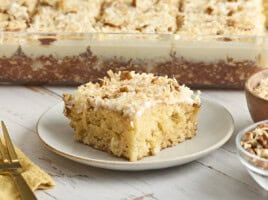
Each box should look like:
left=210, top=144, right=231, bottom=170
left=99, top=79, right=107, bottom=87
left=120, top=71, right=133, bottom=81
left=241, top=124, right=268, bottom=161
left=131, top=0, right=137, bottom=7
left=226, top=19, right=236, bottom=27
left=205, top=6, right=213, bottom=15
left=120, top=86, right=129, bottom=92
left=227, top=10, right=234, bottom=16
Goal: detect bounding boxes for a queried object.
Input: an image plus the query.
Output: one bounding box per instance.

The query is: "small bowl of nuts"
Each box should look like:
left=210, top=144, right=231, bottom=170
left=245, top=69, right=268, bottom=122
left=236, top=120, right=268, bottom=190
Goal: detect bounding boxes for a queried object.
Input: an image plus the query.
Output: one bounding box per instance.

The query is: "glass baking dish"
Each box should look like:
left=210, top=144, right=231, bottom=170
left=0, top=31, right=266, bottom=88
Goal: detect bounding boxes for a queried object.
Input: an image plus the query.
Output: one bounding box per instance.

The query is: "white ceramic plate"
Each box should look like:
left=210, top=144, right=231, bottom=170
left=37, top=98, right=234, bottom=171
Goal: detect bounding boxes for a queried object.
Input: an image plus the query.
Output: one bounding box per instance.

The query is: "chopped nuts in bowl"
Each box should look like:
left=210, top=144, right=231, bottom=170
left=236, top=120, right=268, bottom=190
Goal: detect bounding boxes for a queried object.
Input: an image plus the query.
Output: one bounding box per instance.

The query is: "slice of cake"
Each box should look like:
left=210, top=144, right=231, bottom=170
left=63, top=71, right=200, bottom=161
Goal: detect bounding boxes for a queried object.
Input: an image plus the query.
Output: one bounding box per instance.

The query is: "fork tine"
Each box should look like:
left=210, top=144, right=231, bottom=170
left=1, top=121, right=18, bottom=162
left=0, top=137, right=9, bottom=163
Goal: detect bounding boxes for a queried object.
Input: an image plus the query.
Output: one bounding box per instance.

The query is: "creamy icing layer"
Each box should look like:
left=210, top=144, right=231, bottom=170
left=69, top=71, right=200, bottom=118
left=0, top=37, right=262, bottom=66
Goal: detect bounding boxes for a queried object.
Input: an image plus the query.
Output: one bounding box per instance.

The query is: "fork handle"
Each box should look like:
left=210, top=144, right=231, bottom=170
left=11, top=171, right=37, bottom=200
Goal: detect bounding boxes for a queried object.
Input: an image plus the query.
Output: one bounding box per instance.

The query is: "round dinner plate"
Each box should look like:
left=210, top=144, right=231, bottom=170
left=37, top=98, right=234, bottom=171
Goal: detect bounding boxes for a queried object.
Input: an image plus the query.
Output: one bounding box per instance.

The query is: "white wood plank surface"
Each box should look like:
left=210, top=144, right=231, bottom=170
left=0, top=86, right=267, bottom=200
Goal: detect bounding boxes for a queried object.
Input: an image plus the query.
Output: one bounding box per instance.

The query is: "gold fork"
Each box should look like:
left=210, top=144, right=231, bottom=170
left=0, top=121, right=37, bottom=200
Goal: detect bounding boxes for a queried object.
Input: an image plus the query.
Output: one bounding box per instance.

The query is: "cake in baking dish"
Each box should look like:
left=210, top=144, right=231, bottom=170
left=63, top=71, right=200, bottom=161
left=0, top=0, right=266, bottom=88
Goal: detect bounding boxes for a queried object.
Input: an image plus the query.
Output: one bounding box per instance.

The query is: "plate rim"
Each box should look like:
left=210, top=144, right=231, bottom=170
left=36, top=97, right=234, bottom=168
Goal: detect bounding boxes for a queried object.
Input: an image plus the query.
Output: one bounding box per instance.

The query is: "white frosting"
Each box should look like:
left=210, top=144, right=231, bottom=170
left=71, top=71, right=200, bottom=118
left=0, top=36, right=262, bottom=64
left=171, top=39, right=261, bottom=62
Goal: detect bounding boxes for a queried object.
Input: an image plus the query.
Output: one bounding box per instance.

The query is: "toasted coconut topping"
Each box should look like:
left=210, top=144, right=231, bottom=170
left=67, top=70, right=200, bottom=118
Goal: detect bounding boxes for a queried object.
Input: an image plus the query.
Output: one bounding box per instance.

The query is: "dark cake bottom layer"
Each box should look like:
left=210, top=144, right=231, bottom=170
left=0, top=54, right=262, bottom=88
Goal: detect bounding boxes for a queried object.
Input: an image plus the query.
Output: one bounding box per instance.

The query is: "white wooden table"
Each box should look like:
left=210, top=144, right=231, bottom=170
left=1, top=86, right=268, bottom=200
